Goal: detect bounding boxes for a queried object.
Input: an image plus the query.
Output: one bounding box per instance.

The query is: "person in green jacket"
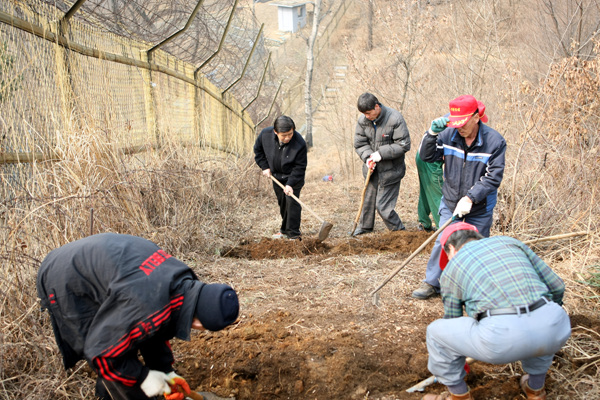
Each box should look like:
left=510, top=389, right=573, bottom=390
left=416, top=147, right=443, bottom=232
left=415, top=113, right=448, bottom=232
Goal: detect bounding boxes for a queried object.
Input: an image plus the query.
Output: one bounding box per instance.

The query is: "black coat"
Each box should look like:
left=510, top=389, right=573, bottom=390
left=253, top=127, right=307, bottom=187
left=37, top=233, right=203, bottom=387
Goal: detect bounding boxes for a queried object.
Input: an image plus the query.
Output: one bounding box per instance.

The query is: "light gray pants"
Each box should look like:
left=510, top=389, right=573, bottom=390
left=426, top=301, right=571, bottom=386
left=359, top=172, right=404, bottom=231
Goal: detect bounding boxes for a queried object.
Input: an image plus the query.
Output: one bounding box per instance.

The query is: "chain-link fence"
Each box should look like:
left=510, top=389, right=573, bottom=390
left=0, top=0, right=278, bottom=164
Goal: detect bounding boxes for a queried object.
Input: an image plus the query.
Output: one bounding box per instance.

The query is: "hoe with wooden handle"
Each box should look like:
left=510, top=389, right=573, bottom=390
left=270, top=176, right=333, bottom=242
left=370, top=217, right=454, bottom=305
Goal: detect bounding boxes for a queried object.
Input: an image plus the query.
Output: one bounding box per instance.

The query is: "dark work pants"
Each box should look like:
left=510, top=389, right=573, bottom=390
left=359, top=171, right=404, bottom=231
left=272, top=181, right=303, bottom=238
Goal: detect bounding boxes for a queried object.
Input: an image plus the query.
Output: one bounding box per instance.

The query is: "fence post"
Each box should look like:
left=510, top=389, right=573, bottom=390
left=243, top=52, right=271, bottom=112
left=222, top=24, right=264, bottom=94
left=255, top=80, right=282, bottom=129
left=141, top=51, right=159, bottom=147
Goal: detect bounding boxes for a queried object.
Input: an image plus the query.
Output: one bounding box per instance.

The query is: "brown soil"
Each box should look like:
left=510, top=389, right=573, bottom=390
left=221, top=230, right=435, bottom=260
left=170, top=221, right=600, bottom=400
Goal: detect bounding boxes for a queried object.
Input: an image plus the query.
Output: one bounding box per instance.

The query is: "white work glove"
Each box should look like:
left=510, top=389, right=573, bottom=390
left=284, top=185, right=293, bottom=196
left=141, top=370, right=172, bottom=397
left=453, top=196, right=473, bottom=218
left=262, top=168, right=271, bottom=177
left=429, top=116, right=450, bottom=135
left=367, top=151, right=381, bottom=170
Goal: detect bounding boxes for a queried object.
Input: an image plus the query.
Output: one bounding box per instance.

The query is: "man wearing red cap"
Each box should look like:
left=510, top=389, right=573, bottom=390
left=422, top=223, right=570, bottom=400
left=413, top=95, right=506, bottom=299
left=37, top=233, right=240, bottom=400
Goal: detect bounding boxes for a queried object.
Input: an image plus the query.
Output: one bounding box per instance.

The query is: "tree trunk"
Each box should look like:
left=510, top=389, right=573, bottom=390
left=304, top=0, right=321, bottom=148
left=366, top=0, right=373, bottom=51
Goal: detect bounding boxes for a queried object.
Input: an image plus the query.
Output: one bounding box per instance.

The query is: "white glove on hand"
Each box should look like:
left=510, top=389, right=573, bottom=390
left=453, top=196, right=473, bottom=218
left=262, top=169, right=271, bottom=177
left=141, top=370, right=172, bottom=397
left=284, top=185, right=293, bottom=196
left=369, top=151, right=382, bottom=163
left=367, top=152, right=381, bottom=170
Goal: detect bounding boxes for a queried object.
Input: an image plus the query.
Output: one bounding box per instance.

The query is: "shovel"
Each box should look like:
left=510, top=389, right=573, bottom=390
left=350, top=167, right=373, bottom=236
left=270, top=176, right=333, bottom=242
left=370, top=217, right=454, bottom=304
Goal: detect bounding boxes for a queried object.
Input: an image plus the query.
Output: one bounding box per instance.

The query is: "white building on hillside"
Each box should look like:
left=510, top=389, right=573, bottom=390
left=271, top=0, right=310, bottom=33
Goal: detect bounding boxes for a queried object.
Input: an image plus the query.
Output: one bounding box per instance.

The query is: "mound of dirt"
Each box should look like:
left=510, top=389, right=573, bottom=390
left=175, top=310, right=432, bottom=400
left=221, top=230, right=436, bottom=260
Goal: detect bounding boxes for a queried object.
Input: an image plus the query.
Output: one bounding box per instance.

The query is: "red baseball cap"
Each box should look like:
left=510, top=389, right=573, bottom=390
left=477, top=100, right=488, bottom=123
left=447, top=95, right=479, bottom=128
left=439, top=222, right=479, bottom=270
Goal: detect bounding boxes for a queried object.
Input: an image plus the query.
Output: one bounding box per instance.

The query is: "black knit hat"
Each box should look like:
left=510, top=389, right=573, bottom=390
left=195, top=283, right=239, bottom=331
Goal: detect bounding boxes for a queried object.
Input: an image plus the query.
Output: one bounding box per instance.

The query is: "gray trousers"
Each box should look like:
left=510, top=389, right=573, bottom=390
left=424, top=200, right=493, bottom=289
left=359, top=171, right=404, bottom=231
left=426, top=301, right=571, bottom=386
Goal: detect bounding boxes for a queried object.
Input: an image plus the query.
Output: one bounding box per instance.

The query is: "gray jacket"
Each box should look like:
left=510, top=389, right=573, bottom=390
left=354, top=104, right=411, bottom=185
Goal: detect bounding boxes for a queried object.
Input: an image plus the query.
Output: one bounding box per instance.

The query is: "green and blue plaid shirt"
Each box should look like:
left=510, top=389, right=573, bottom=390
left=440, top=236, right=565, bottom=319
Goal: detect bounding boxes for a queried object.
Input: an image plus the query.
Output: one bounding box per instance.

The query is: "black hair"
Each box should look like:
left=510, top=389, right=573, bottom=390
left=357, top=92, right=380, bottom=113
left=443, top=230, right=484, bottom=254
left=273, top=115, right=295, bottom=134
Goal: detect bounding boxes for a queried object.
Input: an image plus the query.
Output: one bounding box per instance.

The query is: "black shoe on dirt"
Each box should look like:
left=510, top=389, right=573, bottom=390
left=351, top=228, right=373, bottom=236
left=412, top=282, right=439, bottom=299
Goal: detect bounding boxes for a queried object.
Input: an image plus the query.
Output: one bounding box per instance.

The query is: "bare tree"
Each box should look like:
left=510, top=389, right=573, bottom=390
left=534, top=0, right=600, bottom=61
left=304, top=0, right=322, bottom=148
left=366, top=0, right=373, bottom=51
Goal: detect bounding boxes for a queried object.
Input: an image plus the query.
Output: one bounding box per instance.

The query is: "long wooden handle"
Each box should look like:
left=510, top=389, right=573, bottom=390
left=351, top=168, right=373, bottom=233
left=186, top=391, right=204, bottom=400
left=270, top=175, right=324, bottom=223
left=370, top=217, right=453, bottom=296
left=176, top=386, right=204, bottom=400
left=524, top=231, right=588, bottom=245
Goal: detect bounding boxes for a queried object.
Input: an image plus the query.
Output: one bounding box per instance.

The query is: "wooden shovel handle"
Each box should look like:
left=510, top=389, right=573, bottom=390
left=270, top=175, right=324, bottom=223
left=176, top=387, right=204, bottom=400
left=351, top=168, right=373, bottom=233
left=370, top=217, right=454, bottom=296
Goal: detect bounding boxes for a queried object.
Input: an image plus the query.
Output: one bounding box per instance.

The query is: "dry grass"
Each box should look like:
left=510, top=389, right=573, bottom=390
left=1, top=0, right=600, bottom=398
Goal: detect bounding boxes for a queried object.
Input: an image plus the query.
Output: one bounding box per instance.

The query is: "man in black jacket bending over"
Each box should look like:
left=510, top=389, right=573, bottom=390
left=37, top=233, right=239, bottom=400
left=254, top=115, right=307, bottom=240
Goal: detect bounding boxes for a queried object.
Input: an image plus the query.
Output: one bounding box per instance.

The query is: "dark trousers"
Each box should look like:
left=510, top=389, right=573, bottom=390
left=96, top=378, right=158, bottom=400
left=359, top=171, right=404, bottom=231
left=272, top=181, right=303, bottom=238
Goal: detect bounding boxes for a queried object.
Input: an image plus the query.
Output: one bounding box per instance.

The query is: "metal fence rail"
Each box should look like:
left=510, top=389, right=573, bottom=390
left=0, top=0, right=279, bottom=166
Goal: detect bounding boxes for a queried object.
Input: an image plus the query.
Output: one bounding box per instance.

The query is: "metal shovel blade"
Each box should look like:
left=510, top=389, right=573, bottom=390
left=317, top=221, right=334, bottom=242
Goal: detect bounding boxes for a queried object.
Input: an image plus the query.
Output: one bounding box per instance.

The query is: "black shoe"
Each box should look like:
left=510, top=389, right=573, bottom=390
left=351, top=228, right=373, bottom=236
left=418, top=223, right=435, bottom=232
left=412, top=282, right=439, bottom=299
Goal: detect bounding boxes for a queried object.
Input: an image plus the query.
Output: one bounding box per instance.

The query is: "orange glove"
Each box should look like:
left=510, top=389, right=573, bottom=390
left=164, top=374, right=190, bottom=400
